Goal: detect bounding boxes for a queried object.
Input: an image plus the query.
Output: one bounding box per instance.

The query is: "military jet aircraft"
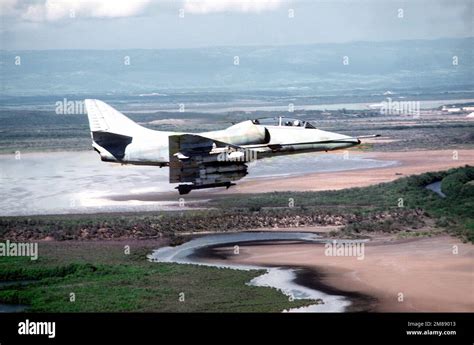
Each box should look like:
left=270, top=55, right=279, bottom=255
left=85, top=99, right=378, bottom=194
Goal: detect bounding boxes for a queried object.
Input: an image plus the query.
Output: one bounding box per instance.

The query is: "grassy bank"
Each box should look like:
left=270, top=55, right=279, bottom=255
left=0, top=166, right=472, bottom=312
left=0, top=241, right=311, bottom=312
left=1, top=166, right=472, bottom=242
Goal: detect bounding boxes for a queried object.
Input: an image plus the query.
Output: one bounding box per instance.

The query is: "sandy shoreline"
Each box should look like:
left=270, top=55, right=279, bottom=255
left=222, top=149, right=474, bottom=194
left=70, top=149, right=474, bottom=205
left=204, top=235, right=474, bottom=312
left=1, top=149, right=471, bottom=216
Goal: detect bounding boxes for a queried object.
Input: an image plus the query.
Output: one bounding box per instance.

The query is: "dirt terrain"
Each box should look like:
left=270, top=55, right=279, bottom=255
left=223, top=149, right=474, bottom=193
left=210, top=234, right=474, bottom=312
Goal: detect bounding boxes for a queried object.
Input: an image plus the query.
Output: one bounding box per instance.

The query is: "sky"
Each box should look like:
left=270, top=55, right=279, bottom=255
left=0, top=0, right=472, bottom=50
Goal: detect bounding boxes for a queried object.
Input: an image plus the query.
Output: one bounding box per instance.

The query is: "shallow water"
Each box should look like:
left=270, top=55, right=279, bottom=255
left=425, top=181, right=446, bottom=198
left=149, top=231, right=321, bottom=265
left=0, top=151, right=396, bottom=216
left=149, top=231, right=354, bottom=312
left=248, top=268, right=350, bottom=313
left=0, top=303, right=27, bottom=313
left=0, top=280, right=35, bottom=312
left=0, top=280, right=36, bottom=288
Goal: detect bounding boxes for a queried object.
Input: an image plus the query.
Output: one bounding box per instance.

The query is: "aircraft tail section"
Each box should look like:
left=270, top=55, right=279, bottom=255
left=84, top=99, right=147, bottom=137
left=85, top=99, right=150, bottom=162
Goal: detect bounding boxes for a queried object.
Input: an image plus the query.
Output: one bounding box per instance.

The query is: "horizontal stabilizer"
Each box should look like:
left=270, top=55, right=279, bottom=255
left=92, top=132, right=132, bottom=160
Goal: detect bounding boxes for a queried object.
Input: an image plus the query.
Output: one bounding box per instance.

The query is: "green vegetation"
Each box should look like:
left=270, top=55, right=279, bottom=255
left=1, top=166, right=473, bottom=242
left=0, top=166, right=472, bottom=312
left=0, top=242, right=311, bottom=312
left=441, top=168, right=474, bottom=198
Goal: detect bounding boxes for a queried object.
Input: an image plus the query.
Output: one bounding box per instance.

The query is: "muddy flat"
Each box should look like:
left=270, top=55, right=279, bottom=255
left=209, top=235, right=474, bottom=312
left=1, top=149, right=472, bottom=215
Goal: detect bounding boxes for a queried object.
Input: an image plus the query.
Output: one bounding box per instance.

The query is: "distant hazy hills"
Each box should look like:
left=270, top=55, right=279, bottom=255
left=0, top=38, right=473, bottom=98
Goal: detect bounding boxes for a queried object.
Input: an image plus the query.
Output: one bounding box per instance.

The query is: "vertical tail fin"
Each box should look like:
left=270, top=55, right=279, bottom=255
left=84, top=99, right=147, bottom=136
left=85, top=99, right=145, bottom=161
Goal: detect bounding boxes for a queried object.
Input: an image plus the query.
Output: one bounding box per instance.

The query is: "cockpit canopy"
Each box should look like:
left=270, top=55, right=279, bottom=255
left=252, top=117, right=316, bottom=129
